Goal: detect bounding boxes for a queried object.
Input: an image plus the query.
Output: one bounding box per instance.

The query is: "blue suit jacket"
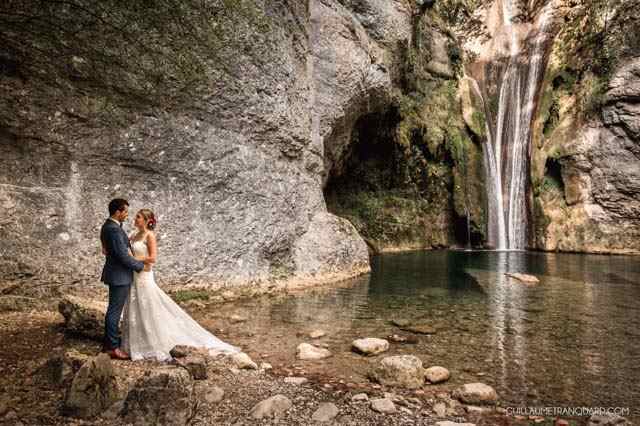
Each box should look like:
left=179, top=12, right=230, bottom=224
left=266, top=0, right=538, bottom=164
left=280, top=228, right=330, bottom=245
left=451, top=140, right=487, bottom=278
left=100, top=219, right=144, bottom=286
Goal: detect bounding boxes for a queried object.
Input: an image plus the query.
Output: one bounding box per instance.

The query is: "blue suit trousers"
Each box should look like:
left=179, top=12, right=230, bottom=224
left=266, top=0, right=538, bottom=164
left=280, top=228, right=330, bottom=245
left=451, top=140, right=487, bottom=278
left=104, top=285, right=130, bottom=350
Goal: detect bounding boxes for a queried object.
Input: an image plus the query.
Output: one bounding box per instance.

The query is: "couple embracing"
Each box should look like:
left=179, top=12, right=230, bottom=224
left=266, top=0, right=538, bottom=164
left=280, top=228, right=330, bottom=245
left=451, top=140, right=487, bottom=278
left=100, top=198, right=239, bottom=360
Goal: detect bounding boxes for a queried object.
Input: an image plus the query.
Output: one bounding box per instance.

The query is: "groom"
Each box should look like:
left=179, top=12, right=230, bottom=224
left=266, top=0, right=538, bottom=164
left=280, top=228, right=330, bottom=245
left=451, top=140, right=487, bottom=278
left=100, top=198, right=147, bottom=360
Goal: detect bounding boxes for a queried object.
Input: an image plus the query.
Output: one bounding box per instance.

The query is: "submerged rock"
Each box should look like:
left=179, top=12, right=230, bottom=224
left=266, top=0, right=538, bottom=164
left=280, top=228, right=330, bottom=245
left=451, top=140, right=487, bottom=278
left=453, top=383, right=497, bottom=405
left=309, top=330, right=327, bottom=339
left=401, top=324, right=437, bottom=335
left=370, top=355, right=425, bottom=389
left=249, top=395, right=292, bottom=419
left=296, top=343, right=332, bottom=360
left=390, top=318, right=412, bottom=327
left=351, top=338, right=389, bottom=356
left=505, top=273, right=540, bottom=285
left=387, top=334, right=419, bottom=344
left=425, top=366, right=450, bottom=384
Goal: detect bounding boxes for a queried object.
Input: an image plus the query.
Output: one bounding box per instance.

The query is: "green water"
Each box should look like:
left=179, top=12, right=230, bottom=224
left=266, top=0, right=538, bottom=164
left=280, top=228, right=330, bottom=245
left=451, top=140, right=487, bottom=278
left=221, top=250, right=640, bottom=418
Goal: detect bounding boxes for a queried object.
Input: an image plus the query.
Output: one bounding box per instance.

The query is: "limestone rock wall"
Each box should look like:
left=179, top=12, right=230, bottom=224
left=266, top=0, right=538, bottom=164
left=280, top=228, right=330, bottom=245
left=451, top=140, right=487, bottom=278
left=2, top=0, right=415, bottom=287
left=532, top=57, right=640, bottom=254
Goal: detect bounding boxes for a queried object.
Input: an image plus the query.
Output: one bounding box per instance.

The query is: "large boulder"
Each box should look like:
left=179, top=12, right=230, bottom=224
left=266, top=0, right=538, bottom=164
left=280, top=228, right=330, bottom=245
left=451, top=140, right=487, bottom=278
left=370, top=355, right=425, bottom=389
left=63, top=354, right=121, bottom=418
left=58, top=296, right=106, bottom=340
left=122, top=366, right=194, bottom=425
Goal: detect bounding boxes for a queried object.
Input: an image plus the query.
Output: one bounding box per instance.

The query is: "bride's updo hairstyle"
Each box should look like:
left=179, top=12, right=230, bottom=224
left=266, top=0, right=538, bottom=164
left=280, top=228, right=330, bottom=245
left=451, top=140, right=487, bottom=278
left=138, top=209, right=157, bottom=231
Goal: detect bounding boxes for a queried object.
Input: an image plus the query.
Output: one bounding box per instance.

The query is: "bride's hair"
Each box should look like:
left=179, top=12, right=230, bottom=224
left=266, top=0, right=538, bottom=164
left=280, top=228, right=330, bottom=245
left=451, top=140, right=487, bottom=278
left=138, top=208, right=157, bottom=231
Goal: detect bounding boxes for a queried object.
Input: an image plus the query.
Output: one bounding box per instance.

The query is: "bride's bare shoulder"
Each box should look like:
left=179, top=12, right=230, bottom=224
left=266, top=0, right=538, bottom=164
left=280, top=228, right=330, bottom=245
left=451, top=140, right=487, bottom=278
left=146, top=231, right=157, bottom=243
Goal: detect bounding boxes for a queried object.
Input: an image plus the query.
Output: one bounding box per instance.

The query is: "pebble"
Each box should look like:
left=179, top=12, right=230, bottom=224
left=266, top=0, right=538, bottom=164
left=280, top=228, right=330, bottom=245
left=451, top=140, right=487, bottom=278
left=370, top=398, right=397, bottom=414
left=351, top=393, right=369, bottom=402
left=284, top=377, right=308, bottom=385
left=311, top=402, right=339, bottom=422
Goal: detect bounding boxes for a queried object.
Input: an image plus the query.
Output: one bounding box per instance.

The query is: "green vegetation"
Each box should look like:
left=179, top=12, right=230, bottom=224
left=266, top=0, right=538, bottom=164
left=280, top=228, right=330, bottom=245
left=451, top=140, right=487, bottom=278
left=171, top=289, right=210, bottom=303
left=555, top=0, right=640, bottom=118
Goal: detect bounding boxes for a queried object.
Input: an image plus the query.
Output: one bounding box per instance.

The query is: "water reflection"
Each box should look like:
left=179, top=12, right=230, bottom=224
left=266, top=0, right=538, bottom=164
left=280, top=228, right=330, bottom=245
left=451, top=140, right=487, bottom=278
left=207, top=250, right=640, bottom=417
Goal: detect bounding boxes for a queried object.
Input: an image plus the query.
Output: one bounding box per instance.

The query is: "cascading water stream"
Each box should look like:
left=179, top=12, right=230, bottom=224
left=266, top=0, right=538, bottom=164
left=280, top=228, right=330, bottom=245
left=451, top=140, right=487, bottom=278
left=505, top=2, right=554, bottom=249
left=475, top=0, right=556, bottom=250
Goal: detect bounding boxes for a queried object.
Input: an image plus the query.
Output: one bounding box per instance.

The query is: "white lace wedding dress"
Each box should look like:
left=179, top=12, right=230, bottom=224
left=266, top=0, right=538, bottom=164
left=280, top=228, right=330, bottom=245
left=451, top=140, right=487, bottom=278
left=122, top=239, right=239, bottom=361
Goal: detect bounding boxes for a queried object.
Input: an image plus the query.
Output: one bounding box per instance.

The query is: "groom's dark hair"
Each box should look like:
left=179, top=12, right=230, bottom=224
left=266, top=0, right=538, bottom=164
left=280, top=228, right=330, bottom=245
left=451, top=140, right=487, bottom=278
left=108, top=198, right=129, bottom=216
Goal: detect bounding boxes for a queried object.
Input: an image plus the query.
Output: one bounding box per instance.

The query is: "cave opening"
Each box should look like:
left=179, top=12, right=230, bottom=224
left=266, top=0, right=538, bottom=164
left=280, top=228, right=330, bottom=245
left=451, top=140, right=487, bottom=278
left=544, top=156, right=564, bottom=192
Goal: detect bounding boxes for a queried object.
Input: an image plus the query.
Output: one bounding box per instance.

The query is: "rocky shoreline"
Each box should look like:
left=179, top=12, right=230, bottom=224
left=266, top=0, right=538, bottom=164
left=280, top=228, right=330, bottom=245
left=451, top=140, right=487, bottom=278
left=0, top=288, right=633, bottom=426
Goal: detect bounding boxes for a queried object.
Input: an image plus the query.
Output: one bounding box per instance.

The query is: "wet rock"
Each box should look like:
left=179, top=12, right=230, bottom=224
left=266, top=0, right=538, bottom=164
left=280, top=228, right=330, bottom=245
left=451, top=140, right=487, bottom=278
left=284, top=377, right=308, bottom=385
left=453, top=383, right=497, bottom=405
left=58, top=296, right=106, bottom=340
left=63, top=354, right=120, bottom=418
left=387, top=334, right=419, bottom=344
left=370, top=355, right=426, bottom=389
left=352, top=393, right=369, bottom=402
left=296, top=343, right=332, bottom=360
left=176, top=355, right=207, bottom=380
left=249, top=395, right=292, bottom=420
left=309, top=330, right=326, bottom=339
left=505, top=273, right=540, bottom=285
left=390, top=318, right=412, bottom=327
left=351, top=338, right=389, bottom=356
left=436, top=422, right=476, bottom=426
left=312, top=402, right=339, bottom=422
left=231, top=352, right=258, bottom=370
left=425, top=366, right=450, bottom=384
left=122, top=366, right=194, bottom=425
left=260, top=362, right=273, bottom=370
left=401, top=324, right=437, bottom=335
left=370, top=398, right=397, bottom=414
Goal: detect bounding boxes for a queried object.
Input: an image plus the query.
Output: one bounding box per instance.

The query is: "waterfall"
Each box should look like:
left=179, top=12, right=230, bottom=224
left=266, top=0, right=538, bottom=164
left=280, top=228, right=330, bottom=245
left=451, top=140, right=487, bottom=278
left=475, top=0, right=556, bottom=250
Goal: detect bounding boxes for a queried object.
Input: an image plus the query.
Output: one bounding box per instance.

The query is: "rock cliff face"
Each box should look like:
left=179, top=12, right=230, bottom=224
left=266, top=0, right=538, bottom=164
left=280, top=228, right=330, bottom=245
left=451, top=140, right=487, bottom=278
left=1, top=0, right=393, bottom=287
left=532, top=57, right=640, bottom=254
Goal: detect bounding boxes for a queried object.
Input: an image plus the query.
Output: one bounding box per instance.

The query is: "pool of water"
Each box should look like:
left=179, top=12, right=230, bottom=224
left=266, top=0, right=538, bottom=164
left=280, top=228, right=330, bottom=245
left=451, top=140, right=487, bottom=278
left=203, top=250, right=640, bottom=418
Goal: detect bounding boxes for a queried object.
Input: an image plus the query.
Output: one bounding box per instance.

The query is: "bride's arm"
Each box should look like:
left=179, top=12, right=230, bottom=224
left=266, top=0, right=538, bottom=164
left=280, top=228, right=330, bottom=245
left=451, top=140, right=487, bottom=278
left=143, top=232, right=157, bottom=271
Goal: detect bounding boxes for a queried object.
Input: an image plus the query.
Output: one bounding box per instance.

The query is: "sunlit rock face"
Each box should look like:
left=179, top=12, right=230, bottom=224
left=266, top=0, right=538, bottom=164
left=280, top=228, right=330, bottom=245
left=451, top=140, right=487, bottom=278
left=1, top=0, right=420, bottom=286
left=533, top=57, right=640, bottom=254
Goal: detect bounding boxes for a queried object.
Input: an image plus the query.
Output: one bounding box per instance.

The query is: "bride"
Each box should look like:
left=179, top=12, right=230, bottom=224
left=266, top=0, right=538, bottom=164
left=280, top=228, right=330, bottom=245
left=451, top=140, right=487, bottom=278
left=122, top=208, right=239, bottom=361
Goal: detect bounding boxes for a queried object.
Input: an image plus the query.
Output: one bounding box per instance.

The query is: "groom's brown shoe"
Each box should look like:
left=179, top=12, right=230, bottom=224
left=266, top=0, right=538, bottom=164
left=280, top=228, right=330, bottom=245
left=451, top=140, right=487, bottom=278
left=106, top=348, right=130, bottom=360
